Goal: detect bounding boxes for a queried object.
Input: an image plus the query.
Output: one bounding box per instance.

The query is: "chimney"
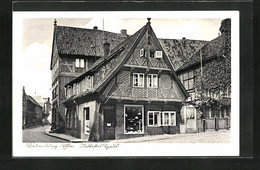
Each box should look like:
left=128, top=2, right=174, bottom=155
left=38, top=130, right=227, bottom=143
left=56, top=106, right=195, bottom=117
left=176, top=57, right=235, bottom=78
left=103, top=42, right=110, bottom=57
left=47, top=97, right=50, bottom=102
left=93, top=26, right=98, bottom=31
left=120, top=29, right=127, bottom=37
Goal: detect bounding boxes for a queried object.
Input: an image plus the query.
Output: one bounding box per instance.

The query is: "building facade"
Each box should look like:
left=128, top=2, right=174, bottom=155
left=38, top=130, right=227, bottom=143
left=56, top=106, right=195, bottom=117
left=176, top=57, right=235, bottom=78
left=176, top=18, right=231, bottom=132
left=50, top=20, right=128, bottom=132
left=31, top=96, right=51, bottom=125
left=50, top=19, right=207, bottom=133
left=22, top=87, right=44, bottom=128
left=63, top=19, right=190, bottom=141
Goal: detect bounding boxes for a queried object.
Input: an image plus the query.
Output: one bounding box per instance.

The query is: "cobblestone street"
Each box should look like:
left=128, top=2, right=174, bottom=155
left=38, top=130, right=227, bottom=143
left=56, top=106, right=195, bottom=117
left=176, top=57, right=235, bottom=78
left=23, top=125, right=66, bottom=143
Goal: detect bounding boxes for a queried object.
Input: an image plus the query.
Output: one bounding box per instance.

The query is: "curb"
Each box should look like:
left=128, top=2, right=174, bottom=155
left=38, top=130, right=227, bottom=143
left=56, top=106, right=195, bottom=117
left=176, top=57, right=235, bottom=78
left=44, top=131, right=71, bottom=142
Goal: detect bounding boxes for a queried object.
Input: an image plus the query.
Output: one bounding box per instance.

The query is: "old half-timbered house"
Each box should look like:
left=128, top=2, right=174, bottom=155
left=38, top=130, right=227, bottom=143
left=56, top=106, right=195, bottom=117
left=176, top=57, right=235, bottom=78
left=22, top=87, right=44, bottom=128
left=50, top=19, right=128, bottom=132
left=176, top=18, right=231, bottom=133
left=63, top=18, right=189, bottom=141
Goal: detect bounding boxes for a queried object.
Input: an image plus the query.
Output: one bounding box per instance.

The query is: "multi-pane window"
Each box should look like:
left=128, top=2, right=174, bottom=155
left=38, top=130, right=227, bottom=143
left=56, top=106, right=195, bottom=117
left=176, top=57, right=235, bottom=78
left=181, top=70, right=195, bottom=90
left=133, top=73, right=144, bottom=87
left=147, top=74, right=158, bottom=88
left=75, top=58, right=85, bottom=68
left=148, top=111, right=159, bottom=126
left=148, top=111, right=176, bottom=126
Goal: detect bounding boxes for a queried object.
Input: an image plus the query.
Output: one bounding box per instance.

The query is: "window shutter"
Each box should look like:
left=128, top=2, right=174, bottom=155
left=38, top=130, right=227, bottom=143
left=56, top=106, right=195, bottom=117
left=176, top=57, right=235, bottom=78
left=155, top=51, right=163, bottom=58
left=140, top=49, right=144, bottom=57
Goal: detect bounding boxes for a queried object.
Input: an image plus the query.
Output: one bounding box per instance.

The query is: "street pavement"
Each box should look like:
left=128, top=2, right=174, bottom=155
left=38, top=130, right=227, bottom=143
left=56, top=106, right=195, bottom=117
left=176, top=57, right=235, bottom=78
left=108, top=129, right=230, bottom=143
left=23, top=125, right=66, bottom=143
left=23, top=125, right=230, bottom=143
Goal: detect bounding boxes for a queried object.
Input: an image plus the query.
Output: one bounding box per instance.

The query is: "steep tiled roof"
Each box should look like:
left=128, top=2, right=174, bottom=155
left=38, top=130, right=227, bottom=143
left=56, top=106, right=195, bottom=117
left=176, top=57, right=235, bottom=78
left=176, top=33, right=231, bottom=72
left=55, top=26, right=127, bottom=56
left=159, top=38, right=208, bottom=70
left=65, top=25, right=146, bottom=88
left=54, top=25, right=207, bottom=69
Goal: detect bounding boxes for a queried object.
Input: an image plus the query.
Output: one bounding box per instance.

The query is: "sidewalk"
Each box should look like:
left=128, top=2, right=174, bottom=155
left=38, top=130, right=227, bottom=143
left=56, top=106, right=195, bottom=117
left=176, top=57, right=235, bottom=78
left=44, top=126, right=89, bottom=143
left=44, top=127, right=230, bottom=143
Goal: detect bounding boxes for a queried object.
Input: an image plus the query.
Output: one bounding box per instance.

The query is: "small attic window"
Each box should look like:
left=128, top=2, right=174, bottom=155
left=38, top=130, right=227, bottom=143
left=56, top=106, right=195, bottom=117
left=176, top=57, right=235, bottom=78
left=150, top=51, right=155, bottom=58
left=155, top=51, right=163, bottom=59
left=140, top=48, right=145, bottom=57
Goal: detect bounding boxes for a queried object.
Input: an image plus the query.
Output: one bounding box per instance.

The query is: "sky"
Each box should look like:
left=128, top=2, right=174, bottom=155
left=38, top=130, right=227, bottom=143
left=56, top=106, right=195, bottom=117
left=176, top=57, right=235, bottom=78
left=20, top=16, right=224, bottom=99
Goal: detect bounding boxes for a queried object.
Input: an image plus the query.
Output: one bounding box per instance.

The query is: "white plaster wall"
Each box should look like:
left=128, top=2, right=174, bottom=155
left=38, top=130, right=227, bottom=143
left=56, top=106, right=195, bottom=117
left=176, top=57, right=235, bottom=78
left=78, top=101, right=96, bottom=138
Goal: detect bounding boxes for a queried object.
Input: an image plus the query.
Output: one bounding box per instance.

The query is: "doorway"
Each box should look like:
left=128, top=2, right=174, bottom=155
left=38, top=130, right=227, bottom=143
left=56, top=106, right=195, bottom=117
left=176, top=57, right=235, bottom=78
left=104, top=106, right=115, bottom=140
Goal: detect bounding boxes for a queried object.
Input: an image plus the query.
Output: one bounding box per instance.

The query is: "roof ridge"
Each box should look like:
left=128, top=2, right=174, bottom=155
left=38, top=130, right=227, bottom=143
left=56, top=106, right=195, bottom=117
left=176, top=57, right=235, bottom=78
left=176, top=33, right=230, bottom=71
left=56, top=25, right=126, bottom=36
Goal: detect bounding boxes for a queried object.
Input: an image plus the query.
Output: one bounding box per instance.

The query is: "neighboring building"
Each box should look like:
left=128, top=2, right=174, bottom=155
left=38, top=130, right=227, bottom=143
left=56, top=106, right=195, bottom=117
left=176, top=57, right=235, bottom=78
left=32, top=96, right=51, bottom=125
left=50, top=20, right=128, bottom=132
left=50, top=19, right=207, bottom=133
left=63, top=19, right=189, bottom=141
left=22, top=87, right=44, bottom=128
left=176, top=18, right=231, bottom=133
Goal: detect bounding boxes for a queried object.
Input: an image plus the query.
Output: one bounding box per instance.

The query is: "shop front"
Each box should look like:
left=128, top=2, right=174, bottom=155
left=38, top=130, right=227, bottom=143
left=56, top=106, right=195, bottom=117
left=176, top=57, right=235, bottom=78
left=112, top=102, right=182, bottom=140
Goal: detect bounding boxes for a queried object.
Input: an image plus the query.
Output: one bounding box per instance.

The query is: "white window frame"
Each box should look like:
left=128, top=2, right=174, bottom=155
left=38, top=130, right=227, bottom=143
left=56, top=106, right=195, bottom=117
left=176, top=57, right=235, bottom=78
left=133, top=73, right=144, bottom=87
left=124, top=105, right=144, bottom=134
left=75, top=58, right=80, bottom=67
left=76, top=58, right=85, bottom=68
left=148, top=111, right=176, bottom=126
left=140, top=48, right=145, bottom=57
left=147, top=74, right=158, bottom=88
left=148, top=111, right=160, bottom=126
left=155, top=51, right=163, bottom=58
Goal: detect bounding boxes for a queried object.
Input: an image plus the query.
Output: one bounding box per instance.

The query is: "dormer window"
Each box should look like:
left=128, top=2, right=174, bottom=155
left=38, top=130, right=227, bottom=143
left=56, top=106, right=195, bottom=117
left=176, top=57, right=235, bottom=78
left=140, top=49, right=145, bottom=57
left=155, top=51, right=163, bottom=58
left=76, top=58, right=85, bottom=68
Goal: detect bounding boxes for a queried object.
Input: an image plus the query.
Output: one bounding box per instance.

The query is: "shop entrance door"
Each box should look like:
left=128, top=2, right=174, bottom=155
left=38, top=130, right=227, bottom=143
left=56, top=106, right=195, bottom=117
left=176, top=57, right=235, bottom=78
left=104, top=106, right=115, bottom=140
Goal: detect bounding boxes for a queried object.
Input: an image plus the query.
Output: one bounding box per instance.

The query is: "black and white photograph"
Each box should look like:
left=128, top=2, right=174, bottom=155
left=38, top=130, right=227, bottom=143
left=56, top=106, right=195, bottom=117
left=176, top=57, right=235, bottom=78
left=13, top=11, right=239, bottom=157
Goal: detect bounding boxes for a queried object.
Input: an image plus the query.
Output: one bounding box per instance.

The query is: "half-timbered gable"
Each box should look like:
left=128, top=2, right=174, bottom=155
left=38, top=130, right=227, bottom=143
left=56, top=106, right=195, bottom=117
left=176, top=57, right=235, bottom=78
left=63, top=19, right=189, bottom=141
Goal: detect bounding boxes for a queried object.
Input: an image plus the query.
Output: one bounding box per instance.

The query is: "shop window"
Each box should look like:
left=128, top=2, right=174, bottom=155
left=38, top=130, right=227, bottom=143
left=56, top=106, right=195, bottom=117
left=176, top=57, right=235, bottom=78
left=147, top=74, right=158, bottom=88
left=124, top=105, right=144, bottom=134
left=76, top=58, right=85, bottom=68
left=133, top=73, right=144, bottom=87
left=84, top=107, right=90, bottom=134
